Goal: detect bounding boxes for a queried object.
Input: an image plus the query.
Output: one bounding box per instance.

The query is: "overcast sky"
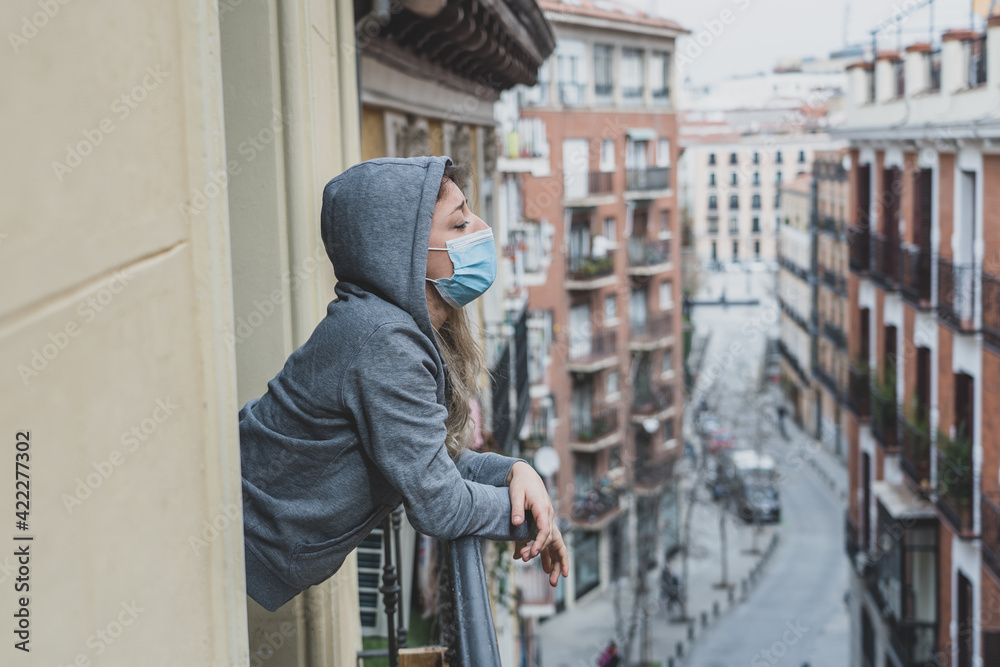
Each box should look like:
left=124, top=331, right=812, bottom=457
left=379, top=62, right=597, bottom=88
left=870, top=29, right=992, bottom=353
left=616, top=0, right=984, bottom=86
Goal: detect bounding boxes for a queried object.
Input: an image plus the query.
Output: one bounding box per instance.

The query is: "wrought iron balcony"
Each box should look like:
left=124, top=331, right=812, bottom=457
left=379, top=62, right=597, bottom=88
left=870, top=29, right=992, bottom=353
left=572, top=483, right=620, bottom=524
left=819, top=215, right=840, bottom=236
left=566, top=251, right=615, bottom=283
left=899, top=245, right=932, bottom=307
left=571, top=402, right=620, bottom=445
left=888, top=621, right=938, bottom=667
left=847, top=364, right=870, bottom=419
left=844, top=510, right=859, bottom=561
left=629, top=313, right=673, bottom=346
left=635, top=455, right=675, bottom=489
left=899, top=415, right=931, bottom=492
left=822, top=320, right=847, bottom=350
left=870, top=233, right=899, bottom=289
left=937, top=257, right=977, bottom=332
left=627, top=238, right=672, bottom=269
left=936, top=447, right=974, bottom=537
left=870, top=380, right=898, bottom=451
left=813, top=362, right=841, bottom=400
left=625, top=166, right=671, bottom=192
left=566, top=328, right=617, bottom=371
left=983, top=269, right=1000, bottom=352
left=631, top=381, right=674, bottom=416
left=983, top=493, right=1000, bottom=581
left=819, top=264, right=847, bottom=295
left=849, top=225, right=871, bottom=273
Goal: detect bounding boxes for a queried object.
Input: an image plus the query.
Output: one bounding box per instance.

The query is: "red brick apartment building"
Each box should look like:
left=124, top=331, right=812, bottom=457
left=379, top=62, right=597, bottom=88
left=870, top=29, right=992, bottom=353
left=840, top=18, right=1000, bottom=667
left=511, top=0, right=687, bottom=608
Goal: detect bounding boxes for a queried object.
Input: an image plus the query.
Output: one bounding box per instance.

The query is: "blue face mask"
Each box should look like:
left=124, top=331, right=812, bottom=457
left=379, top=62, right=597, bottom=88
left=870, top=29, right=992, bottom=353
left=427, top=228, right=497, bottom=308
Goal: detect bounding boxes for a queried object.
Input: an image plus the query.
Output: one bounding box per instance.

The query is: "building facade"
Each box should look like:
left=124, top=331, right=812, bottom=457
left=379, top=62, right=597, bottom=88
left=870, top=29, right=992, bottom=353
left=511, top=0, right=687, bottom=611
left=841, top=18, right=1000, bottom=667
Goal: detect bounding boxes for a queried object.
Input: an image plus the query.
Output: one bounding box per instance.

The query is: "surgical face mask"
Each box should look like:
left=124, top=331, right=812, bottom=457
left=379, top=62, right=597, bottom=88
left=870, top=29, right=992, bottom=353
left=427, top=228, right=497, bottom=308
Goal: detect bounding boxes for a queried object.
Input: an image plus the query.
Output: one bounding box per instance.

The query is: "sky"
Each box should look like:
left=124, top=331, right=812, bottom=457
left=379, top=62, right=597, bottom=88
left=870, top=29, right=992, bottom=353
left=615, top=0, right=986, bottom=86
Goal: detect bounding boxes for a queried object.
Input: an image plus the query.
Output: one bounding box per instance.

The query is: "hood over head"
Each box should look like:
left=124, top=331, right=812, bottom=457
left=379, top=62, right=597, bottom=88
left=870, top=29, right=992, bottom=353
left=321, top=155, right=452, bottom=346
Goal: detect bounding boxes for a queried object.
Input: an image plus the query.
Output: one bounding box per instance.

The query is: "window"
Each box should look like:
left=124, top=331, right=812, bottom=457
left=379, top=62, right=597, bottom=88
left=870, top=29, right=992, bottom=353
left=732, top=241, right=739, bottom=258
left=707, top=216, right=718, bottom=234
left=753, top=151, right=760, bottom=165
left=604, top=294, right=617, bottom=321
left=662, top=348, right=673, bottom=374
left=729, top=194, right=739, bottom=209
left=656, top=138, right=671, bottom=167
left=798, top=150, right=806, bottom=163
left=600, top=139, right=615, bottom=172
left=664, top=417, right=675, bottom=441
left=775, top=192, right=781, bottom=208
left=708, top=195, right=717, bottom=210
left=754, top=240, right=760, bottom=258
left=728, top=217, right=738, bottom=234
left=630, top=287, right=648, bottom=329
left=626, top=139, right=648, bottom=169
left=602, top=216, right=617, bottom=246
left=730, top=172, right=738, bottom=186
left=659, top=210, right=671, bottom=238
left=659, top=280, right=673, bottom=309
left=775, top=170, right=782, bottom=184
left=606, top=370, right=619, bottom=396
left=753, top=171, right=760, bottom=186
left=621, top=48, right=644, bottom=102
left=594, top=44, right=613, bottom=98
left=708, top=172, right=716, bottom=187
left=521, top=58, right=551, bottom=106
left=752, top=194, right=761, bottom=209
left=651, top=50, right=670, bottom=101
left=711, top=240, right=717, bottom=259
left=729, top=152, right=737, bottom=165
left=556, top=40, right=586, bottom=107
left=776, top=151, right=783, bottom=164
left=708, top=152, right=716, bottom=166
left=752, top=216, right=760, bottom=233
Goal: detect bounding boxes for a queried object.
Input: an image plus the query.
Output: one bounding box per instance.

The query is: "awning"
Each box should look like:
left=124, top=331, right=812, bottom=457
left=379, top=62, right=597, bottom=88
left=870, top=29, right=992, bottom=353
left=626, top=128, right=658, bottom=141
left=872, top=480, right=936, bottom=520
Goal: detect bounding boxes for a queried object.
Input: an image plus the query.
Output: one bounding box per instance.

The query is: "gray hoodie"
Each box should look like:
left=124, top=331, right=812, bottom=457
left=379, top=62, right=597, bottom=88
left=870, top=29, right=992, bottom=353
left=239, top=156, right=533, bottom=613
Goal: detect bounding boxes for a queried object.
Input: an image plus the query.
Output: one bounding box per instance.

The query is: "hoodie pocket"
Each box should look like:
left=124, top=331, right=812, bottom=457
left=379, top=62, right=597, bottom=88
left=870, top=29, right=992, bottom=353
left=289, top=506, right=390, bottom=588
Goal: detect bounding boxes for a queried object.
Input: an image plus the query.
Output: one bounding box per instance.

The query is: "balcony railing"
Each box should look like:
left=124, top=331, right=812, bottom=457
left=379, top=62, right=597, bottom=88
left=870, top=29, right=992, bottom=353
left=928, top=49, right=941, bottom=92
left=870, top=233, right=899, bottom=289
left=849, top=225, right=870, bottom=273
left=969, top=34, right=987, bottom=88
left=889, top=621, right=937, bottom=667
left=983, top=494, right=1000, bottom=581
left=626, top=166, right=671, bottom=192
left=983, top=269, right=1000, bottom=351
left=635, top=455, right=674, bottom=488
left=937, top=258, right=977, bottom=331
left=573, top=484, right=620, bottom=523
left=822, top=320, right=847, bottom=350
left=819, top=265, right=847, bottom=295
left=631, top=381, right=674, bottom=416
left=813, top=362, right=841, bottom=400
left=567, top=252, right=615, bottom=282
left=572, top=402, right=620, bottom=443
left=847, top=364, right=870, bottom=419
left=629, top=313, right=673, bottom=344
left=559, top=82, right=586, bottom=107
left=899, top=245, right=932, bottom=307
left=870, top=380, right=898, bottom=450
left=936, top=448, right=974, bottom=536
left=627, top=238, right=671, bottom=268
left=899, top=415, right=931, bottom=491
left=567, top=328, right=617, bottom=367
left=589, top=170, right=614, bottom=195
left=845, top=510, right=860, bottom=561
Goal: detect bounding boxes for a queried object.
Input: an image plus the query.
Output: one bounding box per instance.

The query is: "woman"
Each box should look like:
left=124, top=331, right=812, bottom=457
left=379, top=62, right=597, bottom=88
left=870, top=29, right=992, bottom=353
left=240, top=156, right=568, bottom=612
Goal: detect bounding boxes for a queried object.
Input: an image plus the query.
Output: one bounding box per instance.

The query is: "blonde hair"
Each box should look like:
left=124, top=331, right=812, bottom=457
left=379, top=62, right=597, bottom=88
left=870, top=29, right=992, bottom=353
left=432, top=162, right=485, bottom=461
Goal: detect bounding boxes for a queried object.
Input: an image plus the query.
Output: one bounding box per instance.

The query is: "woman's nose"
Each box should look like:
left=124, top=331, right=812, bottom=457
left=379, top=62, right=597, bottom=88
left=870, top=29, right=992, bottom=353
left=471, top=215, right=489, bottom=233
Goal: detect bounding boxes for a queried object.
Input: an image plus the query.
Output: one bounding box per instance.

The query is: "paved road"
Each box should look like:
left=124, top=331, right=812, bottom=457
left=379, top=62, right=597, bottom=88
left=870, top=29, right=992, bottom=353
left=684, top=268, right=849, bottom=667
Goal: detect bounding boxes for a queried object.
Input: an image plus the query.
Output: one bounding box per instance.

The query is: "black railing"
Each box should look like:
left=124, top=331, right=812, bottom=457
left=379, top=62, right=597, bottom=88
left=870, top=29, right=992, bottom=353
left=929, top=49, right=941, bottom=92
left=900, top=245, right=932, bottom=307
left=848, top=364, right=871, bottom=419
left=513, top=307, right=530, bottom=442
left=567, top=328, right=617, bottom=366
left=890, top=621, right=937, bottom=667
left=899, top=416, right=931, bottom=491
left=626, top=166, right=671, bottom=191
left=777, top=339, right=809, bottom=385
left=588, top=170, right=614, bottom=195
left=819, top=264, right=847, bottom=295
left=622, top=86, right=644, bottom=100
left=970, top=35, right=987, bottom=87
left=631, top=381, right=674, bottom=415
left=573, top=402, right=620, bottom=443
left=937, top=258, right=977, bottom=330
left=823, top=320, right=847, bottom=350
left=845, top=510, right=860, bottom=561
left=627, top=238, right=671, bottom=267
left=983, top=269, right=1000, bottom=351
left=819, top=215, right=839, bottom=235
left=984, top=494, right=1000, bottom=581
left=936, top=449, right=974, bottom=536
left=849, top=225, right=870, bottom=273
left=870, top=233, right=899, bottom=289
left=448, top=536, right=507, bottom=666
left=813, top=362, right=841, bottom=400
left=567, top=251, right=615, bottom=282
left=635, top=455, right=674, bottom=488
left=573, top=485, right=620, bottom=523
left=629, top=313, right=673, bottom=343
left=490, top=343, right=513, bottom=455
left=870, top=381, right=898, bottom=450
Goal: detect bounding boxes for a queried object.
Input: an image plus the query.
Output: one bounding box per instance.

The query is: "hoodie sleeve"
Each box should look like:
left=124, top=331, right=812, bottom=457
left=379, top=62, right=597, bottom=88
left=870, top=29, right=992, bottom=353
left=455, top=448, right=526, bottom=487
left=341, top=322, right=534, bottom=543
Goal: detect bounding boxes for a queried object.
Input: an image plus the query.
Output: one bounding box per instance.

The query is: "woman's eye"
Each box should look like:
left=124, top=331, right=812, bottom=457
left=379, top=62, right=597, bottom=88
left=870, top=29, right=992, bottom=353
left=455, top=220, right=469, bottom=229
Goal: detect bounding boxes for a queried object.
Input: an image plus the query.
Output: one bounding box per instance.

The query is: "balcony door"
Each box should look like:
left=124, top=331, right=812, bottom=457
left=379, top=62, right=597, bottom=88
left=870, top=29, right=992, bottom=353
left=569, top=303, right=593, bottom=360
left=914, top=168, right=932, bottom=250
left=957, top=570, right=973, bottom=667
left=572, top=380, right=593, bottom=437
left=563, top=139, right=590, bottom=200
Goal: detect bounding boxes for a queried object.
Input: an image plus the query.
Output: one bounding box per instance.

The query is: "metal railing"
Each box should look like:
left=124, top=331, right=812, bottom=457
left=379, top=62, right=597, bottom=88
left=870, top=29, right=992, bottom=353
left=635, top=455, right=674, bottom=488
left=626, top=166, right=670, bottom=191
left=937, top=258, right=977, bottom=330
left=969, top=35, right=987, bottom=87
left=813, top=362, right=841, bottom=400
left=983, top=493, right=1000, bottom=581
left=983, top=269, right=1000, bottom=351
left=928, top=49, right=941, bottom=92
left=572, top=402, right=620, bottom=442
left=847, top=364, right=870, bottom=419
left=567, top=251, right=615, bottom=282
left=844, top=510, right=860, bottom=561
left=870, top=380, right=898, bottom=450
left=889, top=621, right=937, bottom=667
left=631, top=381, right=674, bottom=415
left=899, top=415, right=931, bottom=491
left=899, top=245, right=932, bottom=306
left=567, top=328, right=617, bottom=365
left=573, top=484, right=620, bottom=523
left=822, top=320, right=847, bottom=350
left=627, top=237, right=671, bottom=267
left=629, top=313, right=673, bottom=343
left=936, top=449, right=974, bottom=536
left=819, top=265, right=847, bottom=295
left=870, top=232, right=899, bottom=288
left=849, top=225, right=870, bottom=273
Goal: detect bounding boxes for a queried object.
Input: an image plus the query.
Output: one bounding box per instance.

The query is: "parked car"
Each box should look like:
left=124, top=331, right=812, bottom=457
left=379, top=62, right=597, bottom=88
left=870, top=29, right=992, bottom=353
left=735, top=477, right=781, bottom=524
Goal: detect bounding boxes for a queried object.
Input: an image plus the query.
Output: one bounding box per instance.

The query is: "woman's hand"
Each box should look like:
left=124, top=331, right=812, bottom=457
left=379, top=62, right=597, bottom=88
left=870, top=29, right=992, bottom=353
left=506, top=461, right=569, bottom=585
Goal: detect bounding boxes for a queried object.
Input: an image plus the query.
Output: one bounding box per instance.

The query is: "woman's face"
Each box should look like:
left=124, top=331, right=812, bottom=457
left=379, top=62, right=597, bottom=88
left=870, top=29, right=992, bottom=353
left=426, top=179, right=489, bottom=281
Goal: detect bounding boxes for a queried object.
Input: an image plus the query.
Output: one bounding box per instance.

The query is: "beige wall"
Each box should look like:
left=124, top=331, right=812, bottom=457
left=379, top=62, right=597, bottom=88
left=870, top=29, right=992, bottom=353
left=1, top=0, right=361, bottom=664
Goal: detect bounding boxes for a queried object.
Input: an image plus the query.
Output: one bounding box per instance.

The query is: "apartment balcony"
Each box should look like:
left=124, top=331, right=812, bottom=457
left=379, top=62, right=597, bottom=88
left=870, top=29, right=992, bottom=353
left=844, top=510, right=860, bottom=561
left=849, top=225, right=871, bottom=273
left=558, top=82, right=586, bottom=107
left=563, top=171, right=615, bottom=207
left=888, top=622, right=938, bottom=667
left=847, top=363, right=871, bottom=419
left=870, top=381, right=898, bottom=451
left=936, top=448, right=974, bottom=537
left=631, top=381, right=674, bottom=418
left=625, top=166, right=671, bottom=196
left=813, top=362, right=841, bottom=400
left=937, top=257, right=977, bottom=332
left=899, top=245, right=932, bottom=308
left=983, top=493, right=1000, bottom=581
left=819, top=215, right=841, bottom=237
left=566, top=328, right=618, bottom=373
left=627, top=238, right=672, bottom=275
left=628, top=313, right=673, bottom=350
left=822, top=320, right=848, bottom=350
left=870, top=233, right=899, bottom=289
left=569, top=402, right=621, bottom=453
left=635, top=455, right=675, bottom=491
left=819, top=264, right=847, bottom=296
left=983, top=269, right=1000, bottom=352
left=899, top=415, right=931, bottom=492
left=572, top=483, right=620, bottom=527
left=777, top=338, right=809, bottom=386
left=565, top=251, right=616, bottom=290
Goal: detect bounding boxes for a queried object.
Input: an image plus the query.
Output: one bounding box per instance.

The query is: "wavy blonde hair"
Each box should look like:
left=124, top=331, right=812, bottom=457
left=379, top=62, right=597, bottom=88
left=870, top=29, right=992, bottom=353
left=432, top=163, right=486, bottom=461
